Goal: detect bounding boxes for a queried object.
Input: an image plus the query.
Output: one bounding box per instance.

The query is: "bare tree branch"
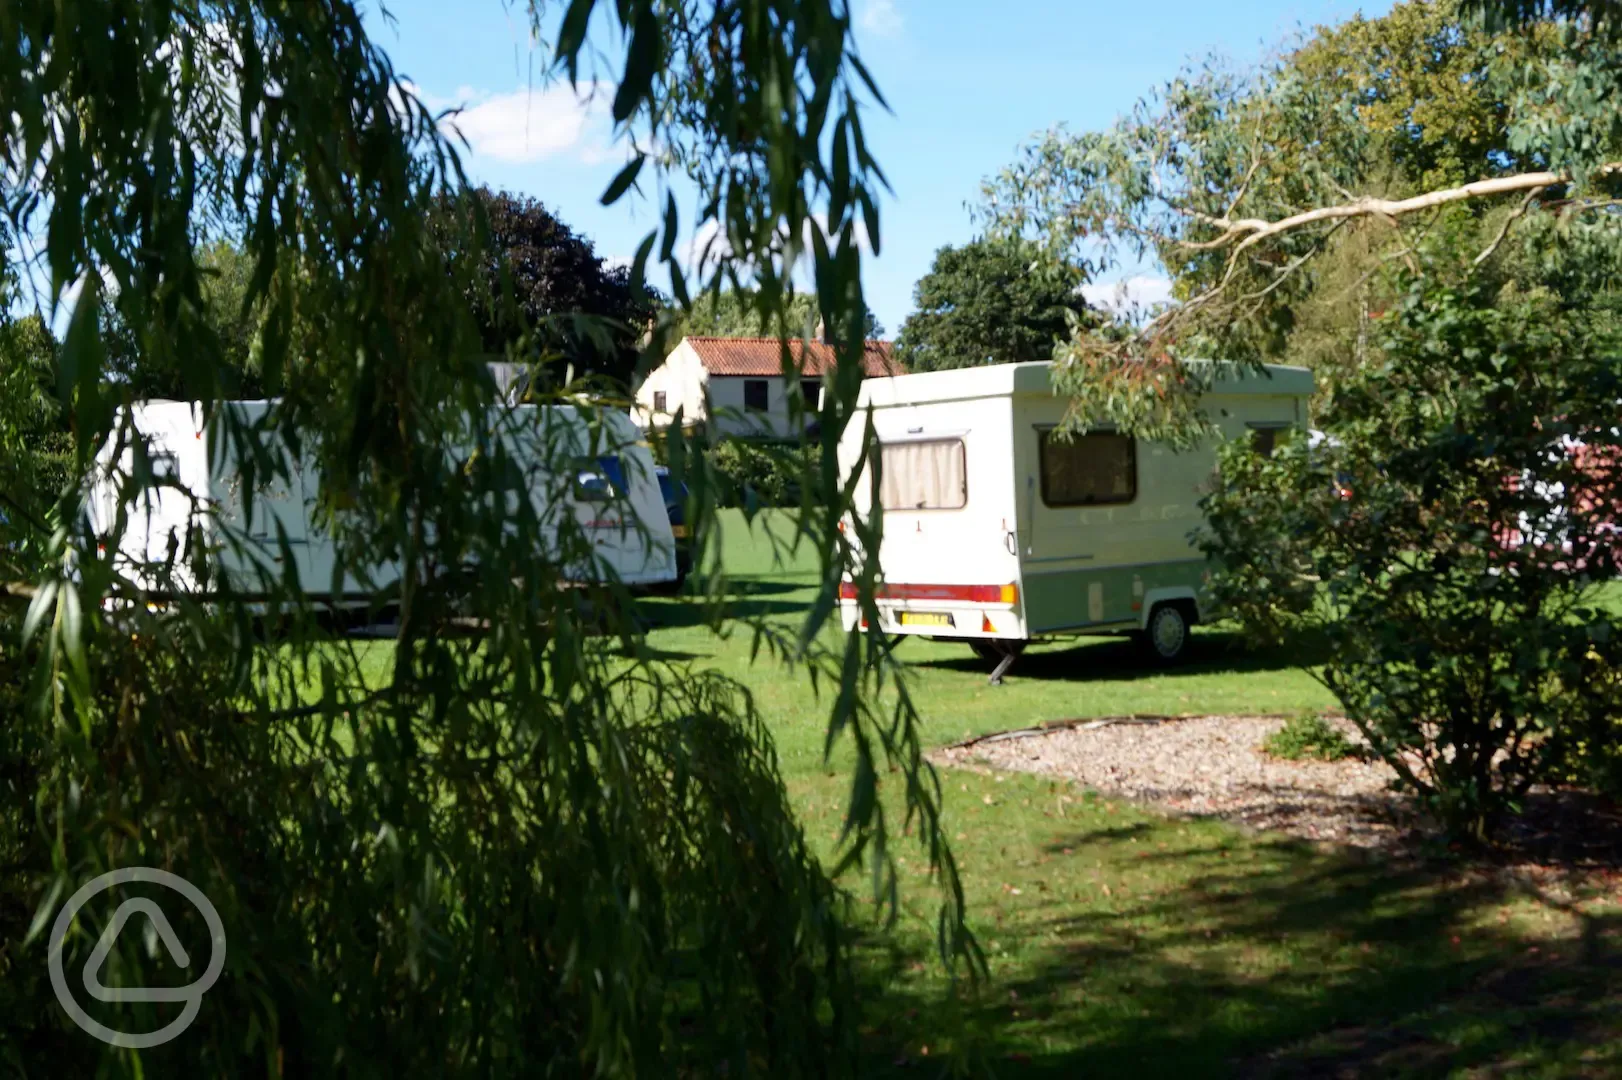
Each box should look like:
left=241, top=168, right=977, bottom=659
left=1221, top=151, right=1266, bottom=220
left=1474, top=185, right=1547, bottom=266
left=1237, top=218, right=1349, bottom=305
left=1182, top=170, right=1589, bottom=255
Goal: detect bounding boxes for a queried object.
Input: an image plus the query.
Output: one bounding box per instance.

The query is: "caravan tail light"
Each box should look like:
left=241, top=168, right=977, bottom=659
left=837, top=581, right=1019, bottom=605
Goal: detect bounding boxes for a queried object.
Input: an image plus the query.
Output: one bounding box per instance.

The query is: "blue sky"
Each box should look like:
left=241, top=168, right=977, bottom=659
left=365, top=0, right=1388, bottom=337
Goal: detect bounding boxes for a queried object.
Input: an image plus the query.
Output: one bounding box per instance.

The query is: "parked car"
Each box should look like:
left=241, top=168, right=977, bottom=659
left=1498, top=432, right=1622, bottom=574
left=1307, top=429, right=1355, bottom=501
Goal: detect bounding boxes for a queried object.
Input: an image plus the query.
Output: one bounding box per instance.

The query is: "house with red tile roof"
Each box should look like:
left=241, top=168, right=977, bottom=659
left=632, top=329, right=900, bottom=438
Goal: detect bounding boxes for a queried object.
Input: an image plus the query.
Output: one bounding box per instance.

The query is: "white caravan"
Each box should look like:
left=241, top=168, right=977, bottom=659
left=89, top=400, right=678, bottom=606
left=836, top=361, right=1313, bottom=680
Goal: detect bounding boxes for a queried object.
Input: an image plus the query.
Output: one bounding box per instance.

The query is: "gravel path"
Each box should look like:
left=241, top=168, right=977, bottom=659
left=933, top=715, right=1422, bottom=849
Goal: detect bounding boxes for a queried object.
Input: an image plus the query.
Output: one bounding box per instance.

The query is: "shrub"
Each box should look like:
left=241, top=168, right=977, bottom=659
left=707, top=438, right=822, bottom=508
left=1202, top=275, right=1622, bottom=841
left=1262, top=712, right=1359, bottom=762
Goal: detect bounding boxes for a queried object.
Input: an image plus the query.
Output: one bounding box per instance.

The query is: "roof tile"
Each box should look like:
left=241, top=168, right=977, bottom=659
left=684, top=336, right=900, bottom=378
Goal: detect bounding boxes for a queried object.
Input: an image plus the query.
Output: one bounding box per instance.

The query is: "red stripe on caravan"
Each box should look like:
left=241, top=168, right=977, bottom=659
left=838, top=582, right=1018, bottom=605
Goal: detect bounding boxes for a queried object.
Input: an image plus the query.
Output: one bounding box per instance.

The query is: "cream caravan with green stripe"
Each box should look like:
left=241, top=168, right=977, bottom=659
left=835, top=360, right=1313, bottom=680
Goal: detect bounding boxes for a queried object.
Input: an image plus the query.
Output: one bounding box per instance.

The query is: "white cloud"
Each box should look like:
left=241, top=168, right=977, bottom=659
left=1081, top=275, right=1175, bottom=318
left=680, top=213, right=873, bottom=279
left=51, top=264, right=120, bottom=338
left=856, top=0, right=903, bottom=38
left=439, top=82, right=609, bottom=164
left=683, top=219, right=732, bottom=275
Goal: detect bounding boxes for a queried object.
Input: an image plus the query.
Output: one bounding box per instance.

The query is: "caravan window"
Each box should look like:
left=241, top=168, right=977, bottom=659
left=151, top=451, right=181, bottom=482
left=573, top=455, right=627, bottom=502
left=1039, top=430, right=1136, bottom=506
left=1248, top=422, right=1290, bottom=458
left=879, top=439, right=967, bottom=511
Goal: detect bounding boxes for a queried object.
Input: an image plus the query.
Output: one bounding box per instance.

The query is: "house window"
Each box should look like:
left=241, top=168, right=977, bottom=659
left=1248, top=423, right=1289, bottom=458
left=879, top=439, right=967, bottom=511
left=1038, top=429, right=1136, bottom=506
left=743, top=379, right=769, bottom=411
left=653, top=390, right=668, bottom=414
left=800, top=378, right=821, bottom=408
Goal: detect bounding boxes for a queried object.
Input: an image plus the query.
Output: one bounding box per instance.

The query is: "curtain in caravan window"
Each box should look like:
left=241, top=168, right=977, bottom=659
left=879, top=439, right=967, bottom=510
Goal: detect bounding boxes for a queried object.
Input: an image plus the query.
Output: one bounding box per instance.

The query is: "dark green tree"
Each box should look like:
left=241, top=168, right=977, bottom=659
left=0, top=312, right=67, bottom=561
left=895, top=238, right=1092, bottom=371
left=438, top=187, right=657, bottom=386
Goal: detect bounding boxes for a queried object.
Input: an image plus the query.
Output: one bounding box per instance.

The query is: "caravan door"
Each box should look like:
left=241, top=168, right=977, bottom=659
left=1018, top=425, right=1141, bottom=632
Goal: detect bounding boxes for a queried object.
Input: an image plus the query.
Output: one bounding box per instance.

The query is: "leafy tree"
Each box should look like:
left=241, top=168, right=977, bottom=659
left=895, top=238, right=1092, bottom=371
left=104, top=240, right=267, bottom=399
left=0, top=312, right=67, bottom=564
left=978, top=0, right=1622, bottom=840
left=1201, top=267, right=1622, bottom=840
left=0, top=0, right=971, bottom=1074
left=437, top=187, right=656, bottom=386
left=670, top=287, right=882, bottom=340
left=197, top=240, right=261, bottom=384
left=977, top=0, right=1587, bottom=436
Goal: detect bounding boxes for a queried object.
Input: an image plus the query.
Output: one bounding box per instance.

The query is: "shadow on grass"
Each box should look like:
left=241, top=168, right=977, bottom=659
left=721, top=576, right=813, bottom=598
left=853, top=832, right=1622, bottom=1078
left=637, top=574, right=815, bottom=630
left=910, top=624, right=1335, bottom=687
left=629, top=646, right=711, bottom=663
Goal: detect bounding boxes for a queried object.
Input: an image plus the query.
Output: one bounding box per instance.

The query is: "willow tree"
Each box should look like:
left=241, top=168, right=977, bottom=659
left=0, top=0, right=974, bottom=1073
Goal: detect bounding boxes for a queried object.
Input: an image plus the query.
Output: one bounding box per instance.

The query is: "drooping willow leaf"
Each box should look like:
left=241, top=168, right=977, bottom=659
left=0, top=0, right=978, bottom=1073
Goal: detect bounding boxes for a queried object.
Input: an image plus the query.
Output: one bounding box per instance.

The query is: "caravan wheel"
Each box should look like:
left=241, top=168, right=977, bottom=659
left=1139, top=603, right=1192, bottom=664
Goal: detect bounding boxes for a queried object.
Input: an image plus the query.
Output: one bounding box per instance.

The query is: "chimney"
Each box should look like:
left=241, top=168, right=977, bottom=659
left=814, top=316, right=827, bottom=343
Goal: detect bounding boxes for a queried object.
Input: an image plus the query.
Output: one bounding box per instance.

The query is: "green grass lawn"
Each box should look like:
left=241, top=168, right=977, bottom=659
left=633, top=511, right=1622, bottom=1077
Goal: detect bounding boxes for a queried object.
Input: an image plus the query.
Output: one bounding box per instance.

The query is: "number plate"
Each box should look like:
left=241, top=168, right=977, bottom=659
left=899, top=611, right=954, bottom=628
